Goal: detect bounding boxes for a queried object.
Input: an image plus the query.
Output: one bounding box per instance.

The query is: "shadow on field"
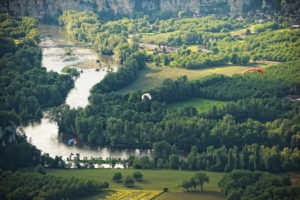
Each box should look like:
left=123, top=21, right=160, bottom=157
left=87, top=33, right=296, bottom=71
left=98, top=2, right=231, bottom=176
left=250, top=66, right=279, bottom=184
left=154, top=190, right=226, bottom=200
left=138, top=179, right=151, bottom=184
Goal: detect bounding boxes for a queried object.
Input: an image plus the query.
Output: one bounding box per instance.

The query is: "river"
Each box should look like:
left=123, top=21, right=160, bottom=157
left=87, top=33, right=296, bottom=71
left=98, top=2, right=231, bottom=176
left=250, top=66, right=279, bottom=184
left=22, top=25, right=150, bottom=162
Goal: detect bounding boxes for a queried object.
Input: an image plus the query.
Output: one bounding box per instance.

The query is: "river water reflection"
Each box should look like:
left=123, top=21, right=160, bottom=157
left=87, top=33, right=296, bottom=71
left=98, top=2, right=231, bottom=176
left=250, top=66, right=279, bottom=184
left=22, top=25, right=150, bottom=161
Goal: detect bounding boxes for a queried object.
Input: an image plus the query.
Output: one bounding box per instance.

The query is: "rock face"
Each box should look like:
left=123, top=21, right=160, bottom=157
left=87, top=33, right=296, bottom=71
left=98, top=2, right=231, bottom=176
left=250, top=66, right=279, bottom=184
left=0, top=0, right=298, bottom=18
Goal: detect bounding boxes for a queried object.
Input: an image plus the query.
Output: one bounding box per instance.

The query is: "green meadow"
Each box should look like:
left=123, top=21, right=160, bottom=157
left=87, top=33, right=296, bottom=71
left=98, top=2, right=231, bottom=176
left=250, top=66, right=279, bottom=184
left=46, top=168, right=225, bottom=192
left=141, top=31, right=180, bottom=44
left=119, top=61, right=276, bottom=93
left=46, top=168, right=226, bottom=200
left=167, top=98, right=228, bottom=114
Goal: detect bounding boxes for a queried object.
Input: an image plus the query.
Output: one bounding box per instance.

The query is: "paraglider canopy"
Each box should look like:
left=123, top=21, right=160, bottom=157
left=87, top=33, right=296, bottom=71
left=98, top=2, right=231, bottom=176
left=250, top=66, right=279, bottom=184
left=141, top=93, right=152, bottom=100
left=67, top=138, right=78, bottom=146
left=243, top=68, right=264, bottom=75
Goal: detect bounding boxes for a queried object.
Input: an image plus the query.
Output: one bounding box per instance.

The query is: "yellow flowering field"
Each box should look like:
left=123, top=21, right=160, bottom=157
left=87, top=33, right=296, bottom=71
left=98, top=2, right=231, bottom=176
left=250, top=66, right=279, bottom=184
left=106, top=190, right=162, bottom=200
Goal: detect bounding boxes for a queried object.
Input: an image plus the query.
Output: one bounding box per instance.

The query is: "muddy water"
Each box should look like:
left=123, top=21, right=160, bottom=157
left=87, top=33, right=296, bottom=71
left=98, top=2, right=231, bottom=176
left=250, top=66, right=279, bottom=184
left=23, top=25, right=150, bottom=161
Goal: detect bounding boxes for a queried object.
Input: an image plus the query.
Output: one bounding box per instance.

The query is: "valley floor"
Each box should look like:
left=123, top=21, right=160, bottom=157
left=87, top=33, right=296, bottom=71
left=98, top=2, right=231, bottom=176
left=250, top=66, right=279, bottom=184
left=46, top=168, right=225, bottom=200
left=119, top=61, right=277, bottom=92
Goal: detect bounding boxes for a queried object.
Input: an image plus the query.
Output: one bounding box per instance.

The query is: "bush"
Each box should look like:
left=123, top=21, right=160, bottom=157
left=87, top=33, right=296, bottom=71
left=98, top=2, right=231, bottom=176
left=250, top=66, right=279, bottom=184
left=132, top=171, right=143, bottom=181
left=35, top=164, right=46, bottom=175
left=124, top=175, right=135, bottom=187
left=112, top=172, right=122, bottom=182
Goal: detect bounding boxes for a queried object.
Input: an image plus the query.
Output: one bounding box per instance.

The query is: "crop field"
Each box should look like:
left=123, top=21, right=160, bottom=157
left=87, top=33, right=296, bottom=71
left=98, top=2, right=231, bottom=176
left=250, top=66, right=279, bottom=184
left=119, top=61, right=276, bottom=93
left=79, top=190, right=225, bottom=200
left=167, top=98, right=228, bottom=114
left=106, top=190, right=162, bottom=200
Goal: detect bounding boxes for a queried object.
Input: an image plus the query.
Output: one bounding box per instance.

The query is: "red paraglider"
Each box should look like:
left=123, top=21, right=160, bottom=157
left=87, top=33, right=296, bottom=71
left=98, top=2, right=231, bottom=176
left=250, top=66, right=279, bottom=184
left=243, top=68, right=264, bottom=75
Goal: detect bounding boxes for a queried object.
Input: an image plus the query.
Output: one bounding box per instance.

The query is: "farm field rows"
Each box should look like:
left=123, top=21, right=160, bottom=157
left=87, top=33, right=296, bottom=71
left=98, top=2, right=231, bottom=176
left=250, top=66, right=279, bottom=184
left=106, top=190, right=162, bottom=200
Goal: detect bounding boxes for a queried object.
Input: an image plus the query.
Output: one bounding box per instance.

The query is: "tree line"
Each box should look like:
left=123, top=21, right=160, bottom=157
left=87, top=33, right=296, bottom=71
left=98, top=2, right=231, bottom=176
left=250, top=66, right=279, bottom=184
left=219, top=170, right=300, bottom=200
left=131, top=144, right=300, bottom=173
left=0, top=170, right=109, bottom=200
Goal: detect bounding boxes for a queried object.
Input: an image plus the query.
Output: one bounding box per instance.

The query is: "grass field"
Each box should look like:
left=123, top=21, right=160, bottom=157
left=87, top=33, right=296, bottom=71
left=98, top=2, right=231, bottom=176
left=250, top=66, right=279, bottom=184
left=119, top=61, right=276, bottom=93
left=141, top=31, right=179, bottom=44
left=230, top=25, right=257, bottom=36
left=46, top=168, right=225, bottom=200
left=167, top=98, right=228, bottom=113
left=186, top=45, right=201, bottom=52
left=46, top=168, right=224, bottom=192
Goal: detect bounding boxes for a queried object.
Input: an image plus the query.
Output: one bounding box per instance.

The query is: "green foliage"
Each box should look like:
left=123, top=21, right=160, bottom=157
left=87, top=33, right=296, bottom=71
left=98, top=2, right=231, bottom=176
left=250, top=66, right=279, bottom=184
left=145, top=19, right=298, bottom=68
left=124, top=175, right=135, bottom=187
left=47, top=168, right=224, bottom=192
left=58, top=10, right=100, bottom=43
left=0, top=14, right=74, bottom=124
left=0, top=170, right=109, bottom=200
left=219, top=170, right=300, bottom=200
left=113, top=172, right=123, bottom=182
left=35, top=164, right=46, bottom=175
left=59, top=11, right=147, bottom=94
left=167, top=98, right=227, bottom=114
left=132, top=171, right=143, bottom=181
left=61, top=66, right=80, bottom=78
left=51, top=60, right=300, bottom=173
left=54, top=12, right=300, bottom=177
left=246, top=29, right=300, bottom=62
left=0, top=134, right=42, bottom=170
left=252, top=22, right=279, bottom=33
left=194, top=172, right=210, bottom=191
left=91, top=51, right=146, bottom=93
left=0, top=134, right=66, bottom=170
left=180, top=172, right=209, bottom=191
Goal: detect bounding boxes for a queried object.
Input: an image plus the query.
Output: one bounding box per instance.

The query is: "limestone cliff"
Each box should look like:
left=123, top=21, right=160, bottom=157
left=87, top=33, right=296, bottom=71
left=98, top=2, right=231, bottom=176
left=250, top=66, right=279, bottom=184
left=0, top=0, right=298, bottom=19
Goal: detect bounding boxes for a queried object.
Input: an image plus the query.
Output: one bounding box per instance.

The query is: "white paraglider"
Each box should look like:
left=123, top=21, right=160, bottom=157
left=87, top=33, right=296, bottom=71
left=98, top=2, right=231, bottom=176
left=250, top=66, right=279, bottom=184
left=141, top=93, right=152, bottom=100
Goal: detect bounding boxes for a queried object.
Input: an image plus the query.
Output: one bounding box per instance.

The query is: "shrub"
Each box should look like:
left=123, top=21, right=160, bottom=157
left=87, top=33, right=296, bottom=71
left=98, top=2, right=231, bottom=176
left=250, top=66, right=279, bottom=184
left=133, top=171, right=143, bottom=181
left=112, top=172, right=122, bottom=182
left=35, top=164, right=46, bottom=175
left=124, top=175, right=135, bottom=187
